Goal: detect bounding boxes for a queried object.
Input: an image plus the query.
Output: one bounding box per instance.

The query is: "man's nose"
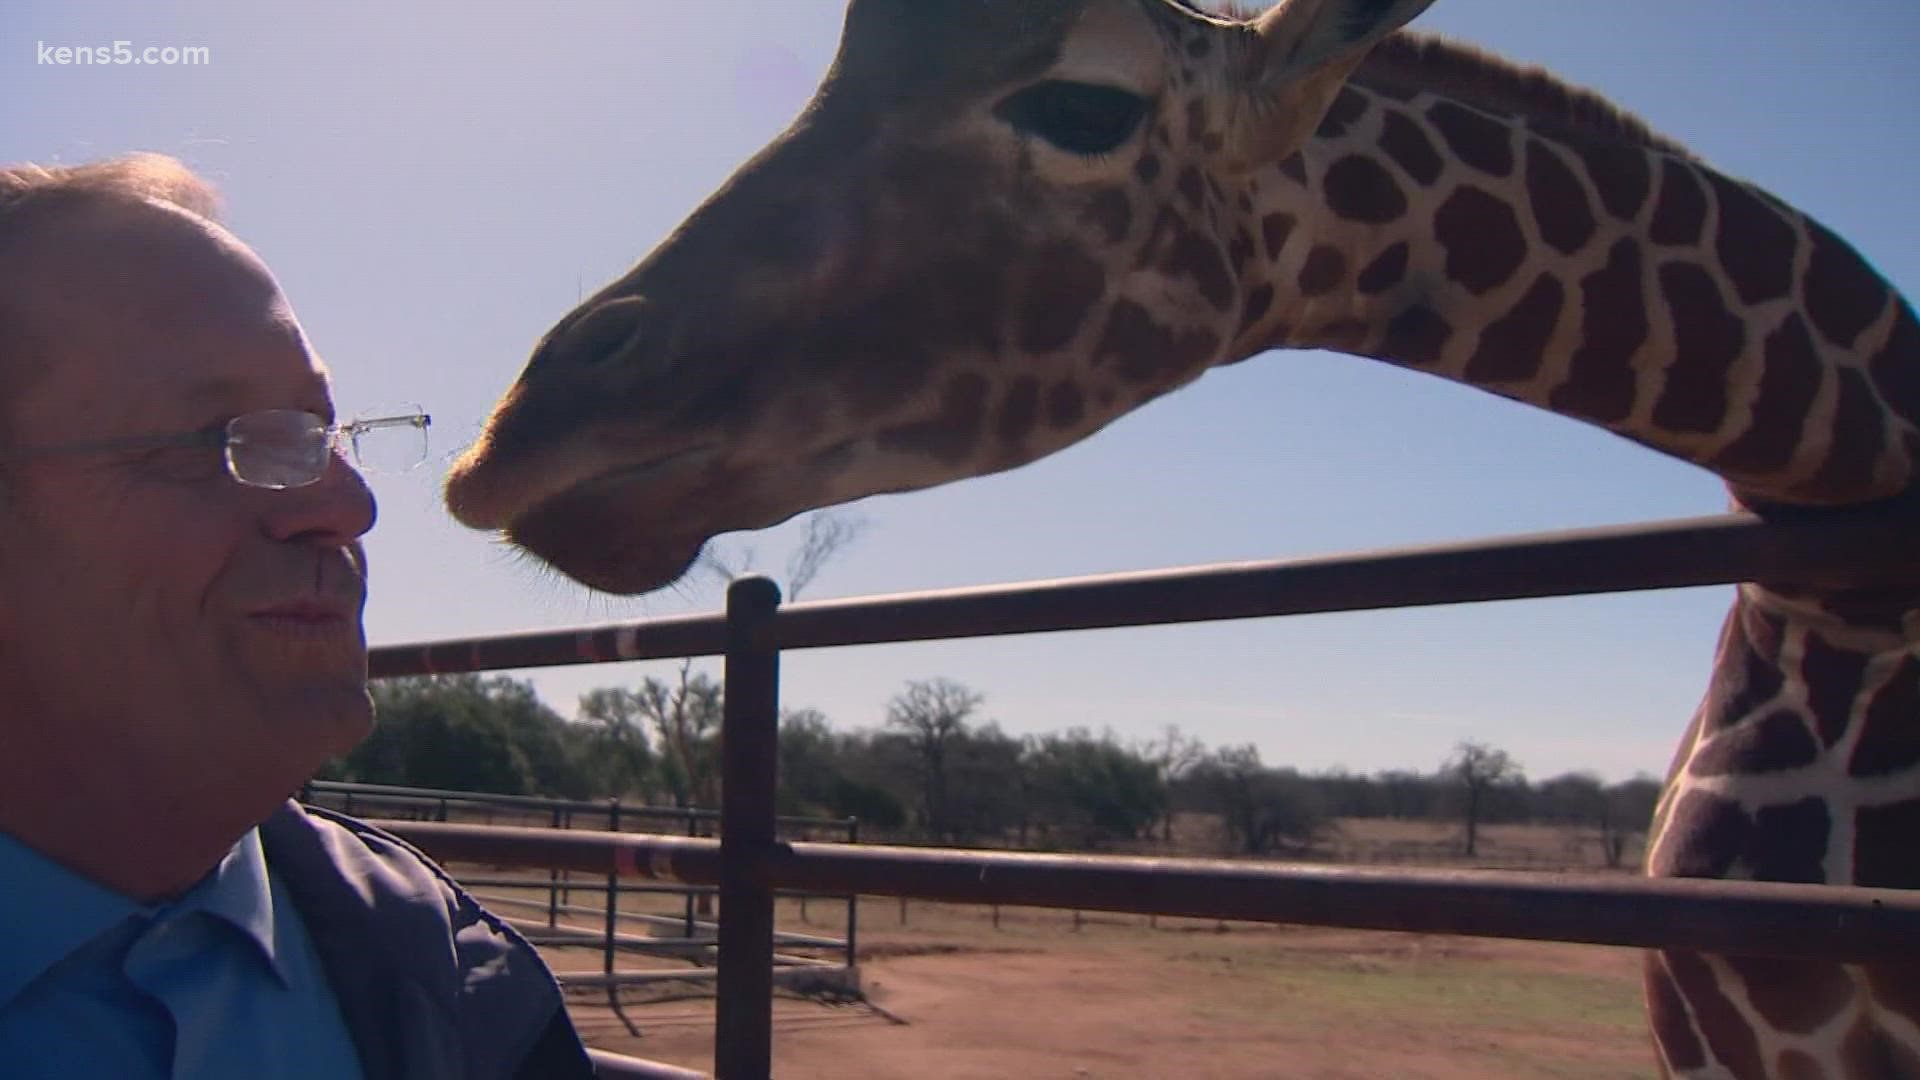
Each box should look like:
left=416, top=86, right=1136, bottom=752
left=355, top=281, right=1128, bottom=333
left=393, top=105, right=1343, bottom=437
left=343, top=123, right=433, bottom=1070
left=260, top=447, right=378, bottom=545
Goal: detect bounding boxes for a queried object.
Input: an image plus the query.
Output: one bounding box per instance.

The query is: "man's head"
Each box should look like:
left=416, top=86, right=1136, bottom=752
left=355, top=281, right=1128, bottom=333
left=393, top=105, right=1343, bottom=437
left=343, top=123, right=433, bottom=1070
left=0, top=155, right=377, bottom=886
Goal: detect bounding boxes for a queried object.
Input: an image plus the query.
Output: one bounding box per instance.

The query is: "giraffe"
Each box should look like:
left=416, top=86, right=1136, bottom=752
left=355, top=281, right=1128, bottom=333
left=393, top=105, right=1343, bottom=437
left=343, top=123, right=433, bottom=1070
left=444, top=1, right=1920, bottom=1075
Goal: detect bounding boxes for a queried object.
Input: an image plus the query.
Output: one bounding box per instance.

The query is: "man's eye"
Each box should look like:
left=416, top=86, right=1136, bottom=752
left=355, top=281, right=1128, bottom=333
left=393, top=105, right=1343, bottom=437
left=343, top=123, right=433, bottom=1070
left=994, top=80, right=1149, bottom=157
left=137, top=444, right=224, bottom=480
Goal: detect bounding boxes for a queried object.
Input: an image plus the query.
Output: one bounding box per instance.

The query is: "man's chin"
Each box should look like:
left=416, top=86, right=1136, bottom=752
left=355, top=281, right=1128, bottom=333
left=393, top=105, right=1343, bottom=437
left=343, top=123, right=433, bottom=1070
left=269, top=683, right=376, bottom=765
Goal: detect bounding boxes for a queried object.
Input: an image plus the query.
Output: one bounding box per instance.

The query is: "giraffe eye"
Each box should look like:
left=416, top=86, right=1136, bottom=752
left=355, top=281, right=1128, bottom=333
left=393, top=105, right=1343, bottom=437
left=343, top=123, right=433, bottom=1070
left=995, top=80, right=1148, bottom=157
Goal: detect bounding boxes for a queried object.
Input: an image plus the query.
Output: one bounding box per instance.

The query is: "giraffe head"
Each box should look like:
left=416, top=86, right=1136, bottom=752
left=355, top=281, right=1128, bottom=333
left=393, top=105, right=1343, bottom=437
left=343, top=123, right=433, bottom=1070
left=447, top=0, right=1434, bottom=593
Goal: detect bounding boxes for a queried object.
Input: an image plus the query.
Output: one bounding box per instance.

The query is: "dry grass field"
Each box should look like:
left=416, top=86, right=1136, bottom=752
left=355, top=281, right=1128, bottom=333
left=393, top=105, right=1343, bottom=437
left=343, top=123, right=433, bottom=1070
left=463, top=817, right=1662, bottom=1078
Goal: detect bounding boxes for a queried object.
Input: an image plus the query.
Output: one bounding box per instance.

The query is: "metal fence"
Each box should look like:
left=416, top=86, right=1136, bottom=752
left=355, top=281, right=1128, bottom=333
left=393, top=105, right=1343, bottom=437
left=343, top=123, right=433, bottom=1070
left=367, top=502, right=1920, bottom=1080
left=298, top=781, right=858, bottom=997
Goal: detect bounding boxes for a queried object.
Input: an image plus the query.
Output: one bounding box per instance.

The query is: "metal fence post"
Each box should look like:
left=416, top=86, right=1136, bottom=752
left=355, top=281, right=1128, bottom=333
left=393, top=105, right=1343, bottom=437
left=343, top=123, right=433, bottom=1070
left=605, top=798, right=623, bottom=986
left=716, top=576, right=781, bottom=1080
left=549, top=804, right=564, bottom=929
left=844, top=819, right=859, bottom=972
left=684, top=809, right=699, bottom=939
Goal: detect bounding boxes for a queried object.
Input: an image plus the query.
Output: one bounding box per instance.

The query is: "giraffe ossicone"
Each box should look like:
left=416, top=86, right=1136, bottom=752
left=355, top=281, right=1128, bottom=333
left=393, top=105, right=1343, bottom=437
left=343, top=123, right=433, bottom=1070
left=446, top=1, right=1920, bottom=1075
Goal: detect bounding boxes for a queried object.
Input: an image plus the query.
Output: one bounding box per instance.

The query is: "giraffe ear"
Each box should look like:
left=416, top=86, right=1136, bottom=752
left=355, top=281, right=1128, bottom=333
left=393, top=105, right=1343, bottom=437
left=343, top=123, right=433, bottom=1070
left=1225, top=0, right=1436, bottom=169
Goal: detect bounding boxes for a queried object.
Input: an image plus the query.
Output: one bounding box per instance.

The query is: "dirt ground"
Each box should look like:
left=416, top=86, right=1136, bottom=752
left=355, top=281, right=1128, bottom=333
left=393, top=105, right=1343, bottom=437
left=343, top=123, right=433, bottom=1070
left=553, top=903, right=1658, bottom=1079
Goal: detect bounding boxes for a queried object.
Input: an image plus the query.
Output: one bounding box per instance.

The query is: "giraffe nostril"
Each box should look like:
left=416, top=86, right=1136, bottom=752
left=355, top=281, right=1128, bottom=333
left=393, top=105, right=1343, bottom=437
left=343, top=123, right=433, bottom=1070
left=536, top=295, right=653, bottom=371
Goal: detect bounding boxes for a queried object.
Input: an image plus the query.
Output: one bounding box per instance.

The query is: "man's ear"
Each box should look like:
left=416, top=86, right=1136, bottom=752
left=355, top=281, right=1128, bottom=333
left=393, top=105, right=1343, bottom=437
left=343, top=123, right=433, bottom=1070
left=1226, top=0, right=1436, bottom=169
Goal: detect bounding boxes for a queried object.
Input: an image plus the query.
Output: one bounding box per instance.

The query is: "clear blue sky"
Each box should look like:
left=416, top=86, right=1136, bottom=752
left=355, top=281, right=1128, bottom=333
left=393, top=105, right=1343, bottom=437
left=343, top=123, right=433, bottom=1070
left=6, top=2, right=1917, bottom=783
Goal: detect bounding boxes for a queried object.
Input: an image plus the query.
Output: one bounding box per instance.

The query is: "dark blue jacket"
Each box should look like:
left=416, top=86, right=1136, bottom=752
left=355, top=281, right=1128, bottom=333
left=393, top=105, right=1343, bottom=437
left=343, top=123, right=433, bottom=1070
left=259, top=802, right=595, bottom=1080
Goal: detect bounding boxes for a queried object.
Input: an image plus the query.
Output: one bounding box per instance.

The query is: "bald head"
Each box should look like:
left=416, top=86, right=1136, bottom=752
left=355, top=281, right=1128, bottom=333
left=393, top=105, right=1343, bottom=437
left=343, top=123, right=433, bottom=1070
left=0, top=154, right=232, bottom=437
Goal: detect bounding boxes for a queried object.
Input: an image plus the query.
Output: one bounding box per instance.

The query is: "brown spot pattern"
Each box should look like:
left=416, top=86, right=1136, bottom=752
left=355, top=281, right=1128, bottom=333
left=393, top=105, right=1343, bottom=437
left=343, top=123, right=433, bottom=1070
left=1841, top=1019, right=1911, bottom=1077
left=1869, top=303, right=1920, bottom=427
left=1357, top=242, right=1409, bottom=295
left=1575, top=142, right=1652, bottom=222
left=1708, top=614, right=1787, bottom=731
left=1186, top=100, right=1209, bottom=144
left=1552, top=238, right=1644, bottom=424
left=1749, top=798, right=1830, bottom=884
left=1857, top=799, right=1920, bottom=890
left=1866, top=961, right=1920, bottom=1026
left=1316, top=320, right=1367, bottom=352
left=1228, top=226, right=1256, bottom=271
left=1379, top=110, right=1443, bottom=186
left=1687, top=710, right=1819, bottom=777
left=876, top=372, right=988, bottom=464
left=1645, top=955, right=1708, bottom=1071
left=1324, top=155, right=1407, bottom=224
left=1177, top=166, right=1206, bottom=209
left=1651, top=790, right=1747, bottom=879
left=1045, top=381, right=1084, bottom=430
left=1261, top=213, right=1297, bottom=260
left=1726, top=956, right=1854, bottom=1034
left=1434, top=186, right=1525, bottom=295
left=1803, top=367, right=1886, bottom=498
left=1135, top=154, right=1161, bottom=185
left=1800, top=632, right=1870, bottom=747
left=1711, top=173, right=1798, bottom=304
left=1846, top=656, right=1920, bottom=779
left=1316, top=87, right=1367, bottom=138
left=1161, top=229, right=1235, bottom=312
left=1277, top=153, right=1307, bottom=184
left=1650, top=158, right=1708, bottom=246
left=1298, top=246, right=1347, bottom=296
left=1526, top=141, right=1596, bottom=255
left=1465, top=273, right=1563, bottom=383
left=1804, top=223, right=1887, bottom=348
left=1095, top=300, right=1218, bottom=387
left=1081, top=189, right=1132, bottom=246
left=998, top=377, right=1039, bottom=444
left=1652, top=263, right=1745, bottom=434
left=1667, top=951, right=1768, bottom=1078
left=1380, top=306, right=1452, bottom=368
left=1236, top=283, right=1274, bottom=339
left=1712, top=314, right=1821, bottom=476
left=1776, top=1049, right=1826, bottom=1080
left=1019, top=244, right=1106, bottom=354
left=1425, top=101, right=1513, bottom=176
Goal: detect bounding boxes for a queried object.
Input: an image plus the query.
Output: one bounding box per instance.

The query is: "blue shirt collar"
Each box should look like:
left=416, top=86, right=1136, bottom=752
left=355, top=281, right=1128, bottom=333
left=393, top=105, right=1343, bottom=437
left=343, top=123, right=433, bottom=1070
left=159, top=828, right=288, bottom=987
left=0, top=827, right=287, bottom=1009
left=0, top=829, right=142, bottom=1010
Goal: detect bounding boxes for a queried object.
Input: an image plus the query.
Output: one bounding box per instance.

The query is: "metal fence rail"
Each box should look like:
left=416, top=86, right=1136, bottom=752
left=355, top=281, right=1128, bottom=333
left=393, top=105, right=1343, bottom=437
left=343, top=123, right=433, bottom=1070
left=378, top=822, right=1920, bottom=965
left=302, top=779, right=856, bottom=1014
left=371, top=504, right=1920, bottom=677
left=365, top=502, right=1920, bottom=1080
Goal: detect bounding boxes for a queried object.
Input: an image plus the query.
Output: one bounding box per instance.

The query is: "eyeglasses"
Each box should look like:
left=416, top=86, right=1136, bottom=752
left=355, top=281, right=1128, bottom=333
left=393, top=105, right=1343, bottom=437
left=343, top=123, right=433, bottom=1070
left=0, top=409, right=432, bottom=490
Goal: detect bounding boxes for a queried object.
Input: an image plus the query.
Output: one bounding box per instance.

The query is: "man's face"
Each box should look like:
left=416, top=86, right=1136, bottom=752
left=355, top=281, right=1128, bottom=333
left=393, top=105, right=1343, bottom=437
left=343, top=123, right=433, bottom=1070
left=0, top=199, right=377, bottom=799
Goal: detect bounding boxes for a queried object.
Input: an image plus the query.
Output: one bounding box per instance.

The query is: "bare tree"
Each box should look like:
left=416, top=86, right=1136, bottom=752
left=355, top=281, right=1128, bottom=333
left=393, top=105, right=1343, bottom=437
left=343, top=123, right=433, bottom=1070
left=885, top=678, right=983, bottom=842
left=1141, top=724, right=1206, bottom=841
left=1441, top=740, right=1524, bottom=858
left=785, top=512, right=868, bottom=598
left=630, top=660, right=724, bottom=810
left=695, top=509, right=867, bottom=600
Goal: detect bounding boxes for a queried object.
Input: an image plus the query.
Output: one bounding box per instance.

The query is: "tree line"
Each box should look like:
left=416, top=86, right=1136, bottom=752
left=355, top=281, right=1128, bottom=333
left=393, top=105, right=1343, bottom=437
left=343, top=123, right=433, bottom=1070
left=321, top=672, right=1661, bottom=865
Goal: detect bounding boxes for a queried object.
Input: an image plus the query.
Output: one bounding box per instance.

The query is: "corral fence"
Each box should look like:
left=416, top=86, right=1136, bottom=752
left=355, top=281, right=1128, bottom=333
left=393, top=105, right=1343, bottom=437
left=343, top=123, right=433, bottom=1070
left=367, top=503, right=1920, bottom=1080
left=297, top=781, right=858, bottom=1003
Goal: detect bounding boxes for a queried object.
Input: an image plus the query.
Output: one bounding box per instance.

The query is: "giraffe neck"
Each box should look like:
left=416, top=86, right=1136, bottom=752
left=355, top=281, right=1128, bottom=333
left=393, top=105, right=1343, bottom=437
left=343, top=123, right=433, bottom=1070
left=1224, top=81, right=1920, bottom=508
left=1208, top=73, right=1920, bottom=1075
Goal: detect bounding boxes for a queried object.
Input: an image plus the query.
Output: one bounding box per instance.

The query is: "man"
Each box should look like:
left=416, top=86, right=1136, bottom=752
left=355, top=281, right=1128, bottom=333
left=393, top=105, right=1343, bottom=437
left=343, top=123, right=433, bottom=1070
left=0, top=154, right=594, bottom=1078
